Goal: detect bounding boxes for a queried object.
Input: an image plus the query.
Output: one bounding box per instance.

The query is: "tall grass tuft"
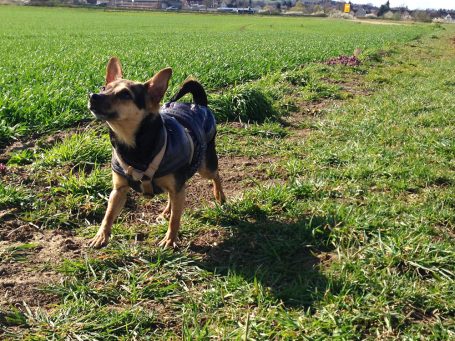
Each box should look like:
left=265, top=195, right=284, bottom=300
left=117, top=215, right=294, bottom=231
left=210, top=85, right=279, bottom=123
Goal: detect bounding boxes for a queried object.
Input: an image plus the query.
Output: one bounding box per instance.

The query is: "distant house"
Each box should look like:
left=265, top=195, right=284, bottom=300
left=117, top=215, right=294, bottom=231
left=109, top=0, right=160, bottom=8
left=355, top=7, right=366, bottom=18
left=109, top=0, right=180, bottom=8
left=401, top=10, right=412, bottom=21
left=445, top=14, right=453, bottom=22
left=302, top=0, right=321, bottom=4
left=217, top=6, right=235, bottom=12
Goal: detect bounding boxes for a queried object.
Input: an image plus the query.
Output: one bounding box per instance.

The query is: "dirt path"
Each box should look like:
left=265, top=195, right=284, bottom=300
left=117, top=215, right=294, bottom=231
left=355, top=19, right=411, bottom=26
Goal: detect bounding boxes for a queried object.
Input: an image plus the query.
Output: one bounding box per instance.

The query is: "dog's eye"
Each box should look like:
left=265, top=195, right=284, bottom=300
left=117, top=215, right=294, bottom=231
left=118, top=90, right=132, bottom=100
left=100, top=86, right=106, bottom=91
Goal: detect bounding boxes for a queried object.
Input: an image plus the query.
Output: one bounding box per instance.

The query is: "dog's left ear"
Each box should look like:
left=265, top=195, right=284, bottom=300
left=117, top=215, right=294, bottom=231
left=106, top=57, right=123, bottom=85
left=145, top=67, right=172, bottom=104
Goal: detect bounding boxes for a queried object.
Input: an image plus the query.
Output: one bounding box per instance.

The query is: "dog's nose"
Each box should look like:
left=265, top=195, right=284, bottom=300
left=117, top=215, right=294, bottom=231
left=89, top=93, right=106, bottom=109
left=89, top=93, right=101, bottom=102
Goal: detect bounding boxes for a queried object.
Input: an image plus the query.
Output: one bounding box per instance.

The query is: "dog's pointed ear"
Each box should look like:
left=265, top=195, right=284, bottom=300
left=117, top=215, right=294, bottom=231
left=145, top=67, right=172, bottom=104
left=105, top=57, right=123, bottom=85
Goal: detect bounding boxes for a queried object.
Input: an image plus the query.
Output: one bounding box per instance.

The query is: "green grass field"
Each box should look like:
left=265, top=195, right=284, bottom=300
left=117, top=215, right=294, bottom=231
left=0, top=6, right=431, bottom=143
left=0, top=6, right=454, bottom=340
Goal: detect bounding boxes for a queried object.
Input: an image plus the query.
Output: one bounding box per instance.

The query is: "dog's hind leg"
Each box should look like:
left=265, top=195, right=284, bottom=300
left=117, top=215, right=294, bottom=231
left=198, top=138, right=226, bottom=204
left=205, top=169, right=225, bottom=205
left=89, top=171, right=129, bottom=248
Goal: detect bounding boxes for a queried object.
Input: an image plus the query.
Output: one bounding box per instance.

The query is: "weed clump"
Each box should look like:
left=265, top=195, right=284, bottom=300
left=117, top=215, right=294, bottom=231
left=210, top=85, right=279, bottom=123
left=326, top=55, right=361, bottom=66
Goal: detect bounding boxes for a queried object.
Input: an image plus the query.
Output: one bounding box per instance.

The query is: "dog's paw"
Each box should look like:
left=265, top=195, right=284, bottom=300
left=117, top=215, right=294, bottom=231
left=158, top=236, right=178, bottom=249
left=88, top=231, right=110, bottom=248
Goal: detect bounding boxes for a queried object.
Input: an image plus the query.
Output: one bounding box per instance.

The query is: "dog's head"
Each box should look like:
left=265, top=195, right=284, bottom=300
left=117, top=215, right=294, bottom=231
left=88, top=57, right=172, bottom=123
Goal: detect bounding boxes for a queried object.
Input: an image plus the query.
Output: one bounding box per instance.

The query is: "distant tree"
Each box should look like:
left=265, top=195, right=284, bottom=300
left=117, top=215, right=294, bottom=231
left=392, top=11, right=401, bottom=20
left=413, top=10, right=432, bottom=22
left=263, top=4, right=280, bottom=14
left=290, top=1, right=304, bottom=12
left=204, top=0, right=215, bottom=8
left=377, top=0, right=390, bottom=17
left=313, top=4, right=322, bottom=13
left=437, top=9, right=447, bottom=17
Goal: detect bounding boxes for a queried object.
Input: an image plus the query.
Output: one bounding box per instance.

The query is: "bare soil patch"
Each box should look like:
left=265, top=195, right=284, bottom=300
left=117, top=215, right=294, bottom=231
left=0, top=230, right=83, bottom=308
left=0, top=219, right=38, bottom=243
left=188, top=228, right=231, bottom=255
left=122, top=154, right=283, bottom=228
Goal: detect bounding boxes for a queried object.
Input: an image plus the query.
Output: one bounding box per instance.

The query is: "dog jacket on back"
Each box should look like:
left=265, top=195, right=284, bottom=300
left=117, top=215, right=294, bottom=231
left=111, top=102, right=216, bottom=194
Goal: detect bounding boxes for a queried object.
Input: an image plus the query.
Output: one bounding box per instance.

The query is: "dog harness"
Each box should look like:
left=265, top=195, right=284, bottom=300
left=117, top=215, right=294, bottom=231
left=111, top=102, right=216, bottom=196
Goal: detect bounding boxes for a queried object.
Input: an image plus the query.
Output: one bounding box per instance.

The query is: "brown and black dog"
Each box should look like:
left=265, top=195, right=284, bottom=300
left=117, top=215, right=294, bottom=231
left=88, top=57, right=225, bottom=248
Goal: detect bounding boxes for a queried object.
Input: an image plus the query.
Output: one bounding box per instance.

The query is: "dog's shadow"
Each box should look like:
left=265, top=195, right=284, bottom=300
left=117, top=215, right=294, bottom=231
left=189, top=214, right=337, bottom=308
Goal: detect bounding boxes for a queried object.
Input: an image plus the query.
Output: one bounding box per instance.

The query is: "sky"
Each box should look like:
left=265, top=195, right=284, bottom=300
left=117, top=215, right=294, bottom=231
left=350, top=0, right=455, bottom=10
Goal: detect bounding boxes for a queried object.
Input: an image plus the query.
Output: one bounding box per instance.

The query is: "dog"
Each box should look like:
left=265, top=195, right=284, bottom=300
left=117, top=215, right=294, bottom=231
left=88, top=57, right=226, bottom=248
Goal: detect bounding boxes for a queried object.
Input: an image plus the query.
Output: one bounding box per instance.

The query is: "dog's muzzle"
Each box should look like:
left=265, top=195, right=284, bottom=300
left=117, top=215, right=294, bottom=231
left=88, top=93, right=117, bottom=121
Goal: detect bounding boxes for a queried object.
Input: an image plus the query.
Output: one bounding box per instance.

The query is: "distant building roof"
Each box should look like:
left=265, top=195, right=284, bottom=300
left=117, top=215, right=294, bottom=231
left=302, top=0, right=322, bottom=4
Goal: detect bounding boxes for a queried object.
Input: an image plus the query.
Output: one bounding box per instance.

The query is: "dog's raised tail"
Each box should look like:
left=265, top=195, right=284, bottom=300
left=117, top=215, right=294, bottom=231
left=169, top=78, right=208, bottom=107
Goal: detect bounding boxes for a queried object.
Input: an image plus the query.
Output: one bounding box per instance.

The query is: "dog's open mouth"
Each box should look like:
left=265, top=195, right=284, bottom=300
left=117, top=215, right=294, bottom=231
left=89, top=107, right=106, bottom=120
left=88, top=103, right=117, bottom=121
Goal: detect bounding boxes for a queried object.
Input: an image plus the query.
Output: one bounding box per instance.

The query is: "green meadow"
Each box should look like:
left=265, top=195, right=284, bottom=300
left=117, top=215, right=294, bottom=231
left=0, top=6, right=454, bottom=340
left=0, top=6, right=430, bottom=143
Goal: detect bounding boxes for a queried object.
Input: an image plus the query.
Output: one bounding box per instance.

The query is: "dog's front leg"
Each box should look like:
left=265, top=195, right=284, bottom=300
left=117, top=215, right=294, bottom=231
left=158, top=188, right=185, bottom=249
left=156, top=193, right=171, bottom=223
left=89, top=172, right=129, bottom=248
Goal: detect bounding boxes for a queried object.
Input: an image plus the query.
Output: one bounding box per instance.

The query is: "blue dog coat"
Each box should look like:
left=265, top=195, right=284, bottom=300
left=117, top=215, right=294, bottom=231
left=111, top=102, right=216, bottom=195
